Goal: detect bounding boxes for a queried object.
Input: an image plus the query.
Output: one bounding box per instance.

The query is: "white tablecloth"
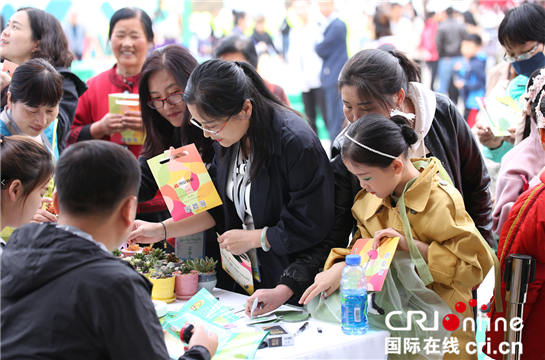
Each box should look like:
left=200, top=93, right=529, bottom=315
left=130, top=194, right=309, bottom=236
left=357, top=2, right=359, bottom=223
left=166, top=288, right=389, bottom=360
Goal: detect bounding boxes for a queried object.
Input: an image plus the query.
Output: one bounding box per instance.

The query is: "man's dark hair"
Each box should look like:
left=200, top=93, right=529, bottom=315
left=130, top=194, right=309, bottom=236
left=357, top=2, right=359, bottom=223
left=446, top=7, right=454, bottom=17
left=464, top=33, right=482, bottom=47
left=55, top=141, right=141, bottom=218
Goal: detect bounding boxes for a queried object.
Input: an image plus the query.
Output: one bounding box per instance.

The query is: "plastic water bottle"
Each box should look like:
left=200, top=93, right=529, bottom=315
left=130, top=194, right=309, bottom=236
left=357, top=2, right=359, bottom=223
left=341, top=254, right=369, bottom=335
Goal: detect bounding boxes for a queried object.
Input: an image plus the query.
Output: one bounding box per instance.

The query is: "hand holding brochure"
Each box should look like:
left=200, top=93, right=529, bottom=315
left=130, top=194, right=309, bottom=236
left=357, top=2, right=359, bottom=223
left=476, top=96, right=521, bottom=137
left=108, top=93, right=145, bottom=145
left=350, top=237, right=399, bottom=291
left=147, top=144, right=222, bottom=222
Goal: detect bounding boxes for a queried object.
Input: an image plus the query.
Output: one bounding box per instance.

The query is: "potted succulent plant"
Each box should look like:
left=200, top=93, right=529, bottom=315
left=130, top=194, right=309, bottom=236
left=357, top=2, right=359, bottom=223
left=173, top=260, right=199, bottom=300
left=190, top=257, right=218, bottom=293
left=112, top=249, right=123, bottom=258
left=149, top=262, right=177, bottom=303
left=165, top=253, right=181, bottom=266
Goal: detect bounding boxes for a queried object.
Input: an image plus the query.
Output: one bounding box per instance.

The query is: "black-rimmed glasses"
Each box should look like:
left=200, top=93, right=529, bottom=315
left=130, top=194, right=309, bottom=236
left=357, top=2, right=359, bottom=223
left=147, top=92, right=184, bottom=109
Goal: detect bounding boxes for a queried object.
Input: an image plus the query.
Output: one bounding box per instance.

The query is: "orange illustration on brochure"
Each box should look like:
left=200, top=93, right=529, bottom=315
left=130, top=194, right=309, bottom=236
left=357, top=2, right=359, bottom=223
left=350, top=237, right=399, bottom=292
left=146, top=144, right=223, bottom=222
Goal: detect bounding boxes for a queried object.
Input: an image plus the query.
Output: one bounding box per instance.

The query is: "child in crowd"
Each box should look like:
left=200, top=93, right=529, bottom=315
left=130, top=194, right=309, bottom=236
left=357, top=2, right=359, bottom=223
left=0, top=135, right=54, bottom=256
left=485, top=78, right=545, bottom=360
left=300, top=114, right=497, bottom=360
left=454, top=34, right=486, bottom=128
left=1, top=140, right=217, bottom=360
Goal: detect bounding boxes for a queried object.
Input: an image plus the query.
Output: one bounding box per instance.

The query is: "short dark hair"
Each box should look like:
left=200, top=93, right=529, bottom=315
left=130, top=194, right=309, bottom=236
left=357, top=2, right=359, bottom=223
left=342, top=114, right=418, bottom=169
left=498, top=3, right=545, bottom=49
left=464, top=34, right=482, bottom=46
left=183, top=59, right=298, bottom=182
left=55, top=141, right=141, bottom=218
left=1, top=135, right=54, bottom=202
left=338, top=49, right=421, bottom=112
left=17, top=7, right=74, bottom=68
left=234, top=11, right=247, bottom=26
left=7, top=58, right=63, bottom=108
left=214, top=34, right=258, bottom=69
left=374, top=9, right=392, bottom=39
left=108, top=7, right=154, bottom=43
left=446, top=7, right=454, bottom=17
left=139, top=45, right=214, bottom=162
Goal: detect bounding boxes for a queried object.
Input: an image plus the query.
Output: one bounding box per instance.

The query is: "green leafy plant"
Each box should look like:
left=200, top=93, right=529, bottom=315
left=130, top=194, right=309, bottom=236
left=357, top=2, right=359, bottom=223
left=151, top=248, right=166, bottom=261
left=191, top=257, right=217, bottom=274
left=112, top=249, right=122, bottom=258
left=139, top=256, right=159, bottom=274
left=150, top=262, right=177, bottom=279
left=165, top=253, right=180, bottom=264
left=175, top=260, right=198, bottom=275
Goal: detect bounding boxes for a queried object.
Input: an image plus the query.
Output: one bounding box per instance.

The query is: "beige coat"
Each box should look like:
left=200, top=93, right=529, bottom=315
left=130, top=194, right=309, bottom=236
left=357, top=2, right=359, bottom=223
left=325, top=158, right=495, bottom=359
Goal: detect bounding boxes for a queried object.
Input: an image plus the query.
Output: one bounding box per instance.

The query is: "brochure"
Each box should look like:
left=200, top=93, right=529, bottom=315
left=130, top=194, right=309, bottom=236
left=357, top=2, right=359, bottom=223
left=163, top=313, right=268, bottom=360
left=350, top=237, right=399, bottom=291
left=147, top=144, right=223, bottom=222
left=108, top=93, right=146, bottom=145
left=220, top=246, right=261, bottom=296
left=476, top=96, right=521, bottom=137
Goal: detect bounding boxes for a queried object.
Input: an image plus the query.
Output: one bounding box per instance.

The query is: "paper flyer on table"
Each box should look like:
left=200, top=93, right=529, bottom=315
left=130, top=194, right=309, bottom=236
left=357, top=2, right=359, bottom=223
left=350, top=237, right=399, bottom=291
left=161, top=288, right=239, bottom=327
left=476, top=96, right=520, bottom=137
left=147, top=144, right=222, bottom=222
left=163, top=313, right=268, bottom=360
left=108, top=93, right=145, bottom=145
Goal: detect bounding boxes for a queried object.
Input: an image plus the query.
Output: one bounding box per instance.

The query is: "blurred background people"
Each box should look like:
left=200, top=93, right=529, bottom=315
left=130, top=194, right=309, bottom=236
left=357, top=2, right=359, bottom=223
left=316, top=0, right=348, bottom=144
left=288, top=0, right=326, bottom=134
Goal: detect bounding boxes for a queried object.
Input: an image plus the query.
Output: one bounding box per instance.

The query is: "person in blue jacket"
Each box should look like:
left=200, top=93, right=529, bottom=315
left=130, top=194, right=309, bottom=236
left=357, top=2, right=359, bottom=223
left=454, top=34, right=486, bottom=128
left=129, top=59, right=335, bottom=309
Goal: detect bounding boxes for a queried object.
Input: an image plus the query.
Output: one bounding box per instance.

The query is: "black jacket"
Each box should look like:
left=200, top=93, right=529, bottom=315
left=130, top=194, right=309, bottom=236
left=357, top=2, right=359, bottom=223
left=435, top=17, right=467, bottom=58
left=56, top=67, right=87, bottom=154
left=208, top=108, right=335, bottom=297
left=323, top=93, right=494, bottom=259
left=1, top=223, right=209, bottom=360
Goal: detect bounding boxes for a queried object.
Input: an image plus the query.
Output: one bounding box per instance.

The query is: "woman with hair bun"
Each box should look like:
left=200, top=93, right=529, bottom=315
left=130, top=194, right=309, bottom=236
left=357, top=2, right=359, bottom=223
left=301, top=113, right=496, bottom=360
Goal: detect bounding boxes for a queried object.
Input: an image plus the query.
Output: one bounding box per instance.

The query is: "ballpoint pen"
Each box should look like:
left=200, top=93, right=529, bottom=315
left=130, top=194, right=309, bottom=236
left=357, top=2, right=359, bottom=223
left=294, top=321, right=309, bottom=337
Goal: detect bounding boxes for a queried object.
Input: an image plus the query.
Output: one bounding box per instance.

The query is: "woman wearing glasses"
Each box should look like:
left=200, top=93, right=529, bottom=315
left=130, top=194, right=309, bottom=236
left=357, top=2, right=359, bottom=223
left=137, top=44, right=217, bottom=253
left=130, top=59, right=335, bottom=308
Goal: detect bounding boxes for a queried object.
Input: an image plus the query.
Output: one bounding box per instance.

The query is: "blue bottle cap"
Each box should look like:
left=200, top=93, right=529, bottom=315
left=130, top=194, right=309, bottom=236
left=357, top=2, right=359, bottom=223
left=345, top=254, right=361, bottom=265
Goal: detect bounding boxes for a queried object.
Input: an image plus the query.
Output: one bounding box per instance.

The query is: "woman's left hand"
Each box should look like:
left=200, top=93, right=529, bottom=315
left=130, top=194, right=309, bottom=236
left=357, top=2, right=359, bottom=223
left=373, top=228, right=408, bottom=252
left=217, top=229, right=260, bottom=255
left=122, top=111, right=144, bottom=132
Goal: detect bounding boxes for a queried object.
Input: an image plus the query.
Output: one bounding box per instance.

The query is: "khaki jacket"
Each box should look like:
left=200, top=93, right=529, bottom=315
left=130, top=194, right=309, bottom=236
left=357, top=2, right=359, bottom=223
left=325, top=158, right=495, bottom=359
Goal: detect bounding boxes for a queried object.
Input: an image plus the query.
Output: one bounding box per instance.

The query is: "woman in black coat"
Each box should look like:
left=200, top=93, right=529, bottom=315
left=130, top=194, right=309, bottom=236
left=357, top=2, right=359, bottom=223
left=129, top=59, right=335, bottom=310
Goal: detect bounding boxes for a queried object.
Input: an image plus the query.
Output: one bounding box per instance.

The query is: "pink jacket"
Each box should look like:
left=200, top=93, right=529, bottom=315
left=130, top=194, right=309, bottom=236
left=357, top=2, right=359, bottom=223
left=493, top=120, right=545, bottom=235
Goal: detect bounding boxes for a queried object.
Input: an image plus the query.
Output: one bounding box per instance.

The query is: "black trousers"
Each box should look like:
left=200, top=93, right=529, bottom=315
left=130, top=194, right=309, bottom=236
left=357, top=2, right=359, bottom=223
left=302, top=87, right=327, bottom=135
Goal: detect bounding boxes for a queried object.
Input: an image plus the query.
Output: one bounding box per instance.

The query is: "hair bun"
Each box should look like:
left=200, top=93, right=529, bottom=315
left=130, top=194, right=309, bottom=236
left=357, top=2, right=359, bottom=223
left=390, top=115, right=418, bottom=146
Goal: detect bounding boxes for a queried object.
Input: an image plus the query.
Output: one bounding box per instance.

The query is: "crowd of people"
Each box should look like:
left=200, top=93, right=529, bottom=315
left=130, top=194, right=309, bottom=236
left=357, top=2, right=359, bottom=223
left=1, top=2, right=545, bottom=360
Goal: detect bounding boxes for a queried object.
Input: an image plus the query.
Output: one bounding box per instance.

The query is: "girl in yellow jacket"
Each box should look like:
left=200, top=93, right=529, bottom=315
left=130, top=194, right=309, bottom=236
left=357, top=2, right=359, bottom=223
left=300, top=113, right=497, bottom=360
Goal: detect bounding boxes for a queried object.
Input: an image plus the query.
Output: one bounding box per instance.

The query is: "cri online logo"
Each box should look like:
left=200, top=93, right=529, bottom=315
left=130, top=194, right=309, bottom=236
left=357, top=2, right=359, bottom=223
left=443, top=300, right=478, bottom=331
left=386, top=299, right=479, bottom=332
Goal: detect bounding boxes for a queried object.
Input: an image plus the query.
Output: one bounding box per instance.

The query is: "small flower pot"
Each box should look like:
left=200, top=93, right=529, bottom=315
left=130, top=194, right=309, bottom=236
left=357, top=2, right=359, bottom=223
left=197, top=272, right=217, bottom=293
left=149, top=276, right=176, bottom=303
left=174, top=271, right=199, bottom=300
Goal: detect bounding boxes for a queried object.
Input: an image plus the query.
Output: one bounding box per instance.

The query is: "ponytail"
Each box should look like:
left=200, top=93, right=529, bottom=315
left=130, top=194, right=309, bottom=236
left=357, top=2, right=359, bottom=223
left=342, top=114, right=417, bottom=169
left=389, top=50, right=421, bottom=83
left=184, top=59, right=301, bottom=182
